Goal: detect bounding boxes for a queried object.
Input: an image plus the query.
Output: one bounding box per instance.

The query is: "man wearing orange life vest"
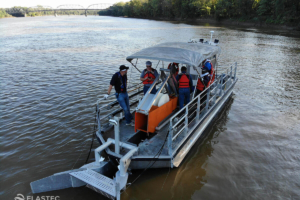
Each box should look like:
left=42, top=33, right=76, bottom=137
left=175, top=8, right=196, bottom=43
left=176, top=66, right=193, bottom=109
left=140, top=61, right=159, bottom=95
left=196, top=59, right=215, bottom=107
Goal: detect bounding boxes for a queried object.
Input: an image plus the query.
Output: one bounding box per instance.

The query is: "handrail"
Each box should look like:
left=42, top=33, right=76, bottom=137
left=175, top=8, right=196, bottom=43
left=172, top=113, right=187, bottom=129
left=168, top=64, right=237, bottom=158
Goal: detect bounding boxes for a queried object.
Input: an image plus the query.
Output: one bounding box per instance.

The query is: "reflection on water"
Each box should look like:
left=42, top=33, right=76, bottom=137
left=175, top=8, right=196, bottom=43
left=0, top=16, right=300, bottom=200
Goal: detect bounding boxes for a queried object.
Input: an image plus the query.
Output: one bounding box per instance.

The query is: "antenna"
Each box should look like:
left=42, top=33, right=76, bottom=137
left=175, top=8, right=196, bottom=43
left=210, top=31, right=214, bottom=43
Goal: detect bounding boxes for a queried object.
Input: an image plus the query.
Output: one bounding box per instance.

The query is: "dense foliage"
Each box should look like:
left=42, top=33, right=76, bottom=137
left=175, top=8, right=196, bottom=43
left=99, top=0, right=300, bottom=25
left=0, top=9, right=12, bottom=18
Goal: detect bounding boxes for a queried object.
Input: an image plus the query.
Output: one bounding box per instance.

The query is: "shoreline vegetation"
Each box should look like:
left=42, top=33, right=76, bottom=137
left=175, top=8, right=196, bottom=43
left=1, top=0, right=299, bottom=30
left=99, top=0, right=300, bottom=29
left=0, top=9, right=12, bottom=18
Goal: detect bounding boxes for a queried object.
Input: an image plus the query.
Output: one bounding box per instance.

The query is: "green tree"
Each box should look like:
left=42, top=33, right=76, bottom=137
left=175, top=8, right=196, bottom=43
left=257, top=0, right=273, bottom=17
left=215, top=0, right=237, bottom=19
left=98, top=0, right=299, bottom=25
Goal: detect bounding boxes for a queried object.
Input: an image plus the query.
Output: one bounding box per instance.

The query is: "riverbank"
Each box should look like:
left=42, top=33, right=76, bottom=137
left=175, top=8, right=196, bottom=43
left=0, top=16, right=14, bottom=19
left=193, top=18, right=300, bottom=31
left=119, top=15, right=300, bottom=31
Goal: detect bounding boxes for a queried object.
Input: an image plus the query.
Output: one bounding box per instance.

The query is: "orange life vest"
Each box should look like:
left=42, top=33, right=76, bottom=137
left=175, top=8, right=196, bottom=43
left=143, top=68, right=156, bottom=85
left=196, top=61, right=215, bottom=91
left=178, top=73, right=191, bottom=88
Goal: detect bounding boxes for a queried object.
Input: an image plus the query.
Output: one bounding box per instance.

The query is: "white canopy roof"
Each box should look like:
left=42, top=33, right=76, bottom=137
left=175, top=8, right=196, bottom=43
left=126, top=42, right=221, bottom=67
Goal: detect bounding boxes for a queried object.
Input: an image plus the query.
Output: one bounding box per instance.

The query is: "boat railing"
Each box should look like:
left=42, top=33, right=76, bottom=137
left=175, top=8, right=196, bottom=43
left=95, top=83, right=143, bottom=133
left=96, top=81, right=163, bottom=131
left=168, top=63, right=237, bottom=158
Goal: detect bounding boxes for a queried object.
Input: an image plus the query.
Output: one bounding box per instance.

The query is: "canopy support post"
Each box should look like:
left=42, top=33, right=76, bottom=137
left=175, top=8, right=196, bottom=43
left=129, top=60, right=141, bottom=73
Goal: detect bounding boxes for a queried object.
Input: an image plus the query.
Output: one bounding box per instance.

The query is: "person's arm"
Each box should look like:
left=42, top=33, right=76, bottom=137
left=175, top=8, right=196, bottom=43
left=140, top=71, right=147, bottom=81
left=140, top=77, right=148, bottom=81
left=108, top=74, right=116, bottom=95
left=203, top=76, right=210, bottom=86
left=107, top=85, right=113, bottom=95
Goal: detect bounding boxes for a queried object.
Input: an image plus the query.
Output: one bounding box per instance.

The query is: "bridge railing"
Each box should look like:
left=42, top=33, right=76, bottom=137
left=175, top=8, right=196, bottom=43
left=6, top=4, right=113, bottom=15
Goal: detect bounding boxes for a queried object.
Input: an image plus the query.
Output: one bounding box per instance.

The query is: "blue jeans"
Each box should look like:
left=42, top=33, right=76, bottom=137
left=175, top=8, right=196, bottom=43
left=179, top=88, right=190, bottom=109
left=143, top=85, right=157, bottom=95
left=115, top=92, right=133, bottom=124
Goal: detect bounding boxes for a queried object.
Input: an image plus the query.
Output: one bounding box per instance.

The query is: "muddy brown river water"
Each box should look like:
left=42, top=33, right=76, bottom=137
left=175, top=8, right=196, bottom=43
left=1, top=16, right=300, bottom=200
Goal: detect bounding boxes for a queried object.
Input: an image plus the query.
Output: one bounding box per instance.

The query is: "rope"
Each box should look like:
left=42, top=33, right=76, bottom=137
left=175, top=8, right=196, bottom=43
left=71, top=105, right=97, bottom=169
left=85, top=105, right=98, bottom=164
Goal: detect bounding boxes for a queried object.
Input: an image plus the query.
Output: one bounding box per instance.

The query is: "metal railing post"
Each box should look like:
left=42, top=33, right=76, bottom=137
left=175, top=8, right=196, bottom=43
left=205, top=88, right=210, bottom=112
left=168, top=123, right=173, bottom=156
left=111, top=116, right=120, bottom=154
left=184, top=107, right=189, bottom=133
left=230, top=66, right=233, bottom=85
left=212, top=83, right=217, bottom=105
left=219, top=74, right=223, bottom=96
left=196, top=95, right=200, bottom=120
left=116, top=182, right=120, bottom=200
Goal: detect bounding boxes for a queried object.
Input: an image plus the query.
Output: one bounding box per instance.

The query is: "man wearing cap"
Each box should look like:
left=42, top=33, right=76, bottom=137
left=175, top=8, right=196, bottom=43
left=104, top=65, right=134, bottom=126
left=140, top=61, right=159, bottom=95
left=176, top=66, right=193, bottom=109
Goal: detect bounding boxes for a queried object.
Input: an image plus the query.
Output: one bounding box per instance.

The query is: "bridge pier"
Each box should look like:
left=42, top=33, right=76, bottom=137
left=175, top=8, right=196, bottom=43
left=24, top=13, right=27, bottom=17
left=85, top=10, right=87, bottom=17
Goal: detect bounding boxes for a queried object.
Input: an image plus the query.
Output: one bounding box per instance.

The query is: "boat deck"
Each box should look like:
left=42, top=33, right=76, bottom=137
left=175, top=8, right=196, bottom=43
left=102, top=113, right=170, bottom=156
left=100, top=71, right=236, bottom=161
left=102, top=105, right=207, bottom=157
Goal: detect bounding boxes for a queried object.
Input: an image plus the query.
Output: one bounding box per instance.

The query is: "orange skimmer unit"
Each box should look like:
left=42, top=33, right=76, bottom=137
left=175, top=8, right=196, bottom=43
left=135, top=96, right=178, bottom=133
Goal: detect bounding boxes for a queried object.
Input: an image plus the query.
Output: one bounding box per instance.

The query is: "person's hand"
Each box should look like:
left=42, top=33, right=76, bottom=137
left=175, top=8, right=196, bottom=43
left=104, top=94, right=109, bottom=99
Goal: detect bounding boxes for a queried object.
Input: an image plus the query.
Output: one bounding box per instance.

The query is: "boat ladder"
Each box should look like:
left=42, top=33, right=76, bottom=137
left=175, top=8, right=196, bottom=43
left=30, top=117, right=138, bottom=200
left=70, top=118, right=138, bottom=200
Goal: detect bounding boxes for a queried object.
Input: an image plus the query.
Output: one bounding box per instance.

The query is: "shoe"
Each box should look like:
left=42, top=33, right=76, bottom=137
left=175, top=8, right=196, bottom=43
left=126, top=122, right=135, bottom=126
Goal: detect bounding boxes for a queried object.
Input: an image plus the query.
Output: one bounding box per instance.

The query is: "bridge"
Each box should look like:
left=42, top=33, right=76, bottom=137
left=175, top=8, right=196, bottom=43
left=5, top=4, right=112, bottom=17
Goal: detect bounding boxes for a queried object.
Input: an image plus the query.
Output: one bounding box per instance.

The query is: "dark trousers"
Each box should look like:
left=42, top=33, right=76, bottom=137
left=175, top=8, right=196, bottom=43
left=143, top=85, right=157, bottom=95
left=178, top=88, right=190, bottom=109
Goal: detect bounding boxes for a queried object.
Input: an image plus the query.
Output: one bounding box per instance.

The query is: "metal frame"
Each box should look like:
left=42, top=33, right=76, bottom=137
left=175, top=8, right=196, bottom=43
left=136, top=71, right=170, bottom=115
left=168, top=63, right=238, bottom=162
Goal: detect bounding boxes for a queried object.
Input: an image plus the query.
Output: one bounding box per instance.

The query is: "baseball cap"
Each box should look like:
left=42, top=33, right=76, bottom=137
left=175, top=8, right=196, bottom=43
left=119, top=65, right=129, bottom=71
left=146, top=61, right=152, bottom=66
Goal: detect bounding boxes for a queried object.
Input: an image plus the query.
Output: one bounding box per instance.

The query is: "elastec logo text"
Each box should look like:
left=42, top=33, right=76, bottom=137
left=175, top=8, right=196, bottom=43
left=15, top=194, right=60, bottom=200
